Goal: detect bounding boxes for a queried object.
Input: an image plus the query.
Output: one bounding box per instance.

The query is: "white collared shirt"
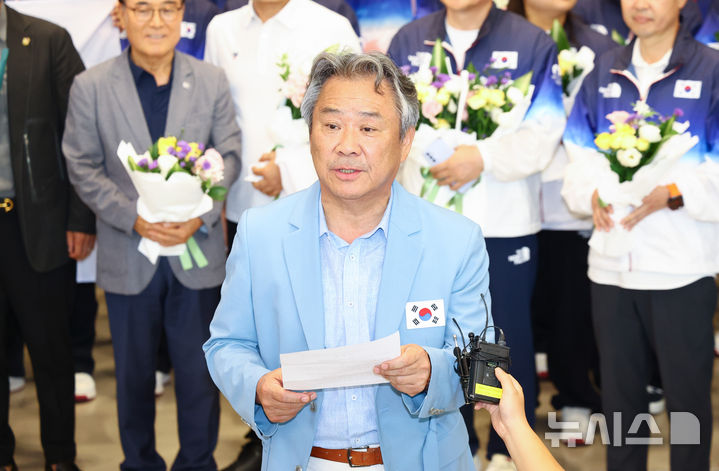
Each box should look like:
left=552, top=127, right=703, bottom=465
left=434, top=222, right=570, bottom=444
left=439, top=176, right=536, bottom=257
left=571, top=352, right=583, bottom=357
left=205, top=0, right=360, bottom=222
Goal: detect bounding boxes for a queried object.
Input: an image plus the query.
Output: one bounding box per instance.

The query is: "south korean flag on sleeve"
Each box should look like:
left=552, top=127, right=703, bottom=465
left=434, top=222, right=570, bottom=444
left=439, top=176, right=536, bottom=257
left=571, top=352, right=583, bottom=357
left=406, top=299, right=446, bottom=329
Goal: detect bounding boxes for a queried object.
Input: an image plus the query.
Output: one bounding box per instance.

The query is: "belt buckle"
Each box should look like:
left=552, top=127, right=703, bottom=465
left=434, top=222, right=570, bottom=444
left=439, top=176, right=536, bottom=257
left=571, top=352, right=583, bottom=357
left=1, top=198, right=12, bottom=213
left=347, top=446, right=369, bottom=468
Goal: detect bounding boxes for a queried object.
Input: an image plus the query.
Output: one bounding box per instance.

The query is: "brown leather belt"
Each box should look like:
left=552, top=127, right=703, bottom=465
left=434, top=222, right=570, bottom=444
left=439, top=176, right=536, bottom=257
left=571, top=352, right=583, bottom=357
left=310, top=446, right=383, bottom=467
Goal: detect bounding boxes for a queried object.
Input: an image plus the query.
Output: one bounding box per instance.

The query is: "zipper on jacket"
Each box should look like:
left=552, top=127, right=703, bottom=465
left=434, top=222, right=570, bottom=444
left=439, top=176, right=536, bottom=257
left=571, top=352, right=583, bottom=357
left=609, top=66, right=679, bottom=101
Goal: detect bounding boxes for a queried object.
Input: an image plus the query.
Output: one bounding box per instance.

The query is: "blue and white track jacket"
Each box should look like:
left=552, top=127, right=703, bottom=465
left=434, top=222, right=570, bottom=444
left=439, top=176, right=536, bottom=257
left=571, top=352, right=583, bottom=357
left=387, top=6, right=565, bottom=238
left=562, top=29, right=719, bottom=277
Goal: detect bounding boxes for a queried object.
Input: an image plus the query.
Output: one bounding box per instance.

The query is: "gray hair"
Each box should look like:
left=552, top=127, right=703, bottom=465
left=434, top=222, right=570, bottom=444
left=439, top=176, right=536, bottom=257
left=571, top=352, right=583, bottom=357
left=300, top=52, right=419, bottom=140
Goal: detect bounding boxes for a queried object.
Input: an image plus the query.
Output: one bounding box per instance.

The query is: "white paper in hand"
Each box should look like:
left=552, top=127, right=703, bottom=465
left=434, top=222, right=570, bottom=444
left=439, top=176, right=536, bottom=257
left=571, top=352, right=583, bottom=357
left=280, top=331, right=401, bottom=391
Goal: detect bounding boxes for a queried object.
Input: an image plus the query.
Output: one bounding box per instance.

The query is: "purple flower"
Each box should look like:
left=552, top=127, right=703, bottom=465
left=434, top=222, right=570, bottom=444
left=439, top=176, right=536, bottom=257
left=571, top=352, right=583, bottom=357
left=437, top=73, right=451, bottom=83
left=673, top=108, right=684, bottom=118
left=189, top=156, right=197, bottom=163
left=485, top=75, right=498, bottom=86
left=180, top=161, right=186, bottom=167
left=500, top=77, right=510, bottom=85
left=431, top=81, right=444, bottom=88
left=203, top=161, right=212, bottom=170
left=467, top=73, right=476, bottom=81
left=429, top=66, right=438, bottom=73
left=400, top=65, right=411, bottom=75
left=503, top=71, right=512, bottom=79
left=148, top=160, right=158, bottom=170
left=137, top=158, right=148, bottom=167
left=198, top=143, right=206, bottom=151
left=489, top=57, right=496, bottom=63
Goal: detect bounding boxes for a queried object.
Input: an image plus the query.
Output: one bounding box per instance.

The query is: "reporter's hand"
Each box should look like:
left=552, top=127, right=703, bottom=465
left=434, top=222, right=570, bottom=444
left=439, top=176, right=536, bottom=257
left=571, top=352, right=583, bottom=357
left=66, top=231, right=96, bottom=261
left=374, top=344, right=431, bottom=397
left=429, top=145, right=484, bottom=191
left=474, top=368, right=528, bottom=441
left=620, top=185, right=669, bottom=231
left=591, top=189, right=614, bottom=232
left=252, top=151, right=282, bottom=197
left=256, top=368, right=316, bottom=423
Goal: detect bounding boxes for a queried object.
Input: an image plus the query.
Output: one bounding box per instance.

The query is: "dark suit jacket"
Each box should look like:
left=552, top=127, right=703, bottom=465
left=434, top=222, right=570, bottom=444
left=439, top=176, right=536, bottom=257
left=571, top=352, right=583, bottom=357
left=6, top=6, right=94, bottom=273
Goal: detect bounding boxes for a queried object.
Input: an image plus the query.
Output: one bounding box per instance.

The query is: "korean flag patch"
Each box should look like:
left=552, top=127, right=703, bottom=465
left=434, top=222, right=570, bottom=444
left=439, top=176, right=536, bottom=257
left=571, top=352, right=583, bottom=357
left=406, top=299, right=446, bottom=329
left=491, top=51, right=518, bottom=70
left=181, top=21, right=197, bottom=39
left=673, top=80, right=701, bottom=99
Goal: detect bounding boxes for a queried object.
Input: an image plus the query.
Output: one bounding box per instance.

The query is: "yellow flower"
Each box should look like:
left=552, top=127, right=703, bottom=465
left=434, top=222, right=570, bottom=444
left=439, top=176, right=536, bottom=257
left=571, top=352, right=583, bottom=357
left=157, top=136, right=177, bottom=156
left=467, top=91, right=487, bottom=110
left=594, top=132, right=612, bottom=150
left=486, top=88, right=506, bottom=107
left=614, top=123, right=635, bottom=136
left=435, top=88, right=451, bottom=106
left=610, top=132, right=637, bottom=150
left=188, top=142, right=203, bottom=158
left=636, top=138, right=650, bottom=152
left=416, top=83, right=436, bottom=103
left=435, top=118, right=451, bottom=130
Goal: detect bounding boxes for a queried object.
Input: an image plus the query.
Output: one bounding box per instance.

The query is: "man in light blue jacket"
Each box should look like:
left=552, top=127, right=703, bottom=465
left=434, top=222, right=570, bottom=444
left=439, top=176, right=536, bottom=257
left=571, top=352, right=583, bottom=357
left=204, top=51, right=492, bottom=471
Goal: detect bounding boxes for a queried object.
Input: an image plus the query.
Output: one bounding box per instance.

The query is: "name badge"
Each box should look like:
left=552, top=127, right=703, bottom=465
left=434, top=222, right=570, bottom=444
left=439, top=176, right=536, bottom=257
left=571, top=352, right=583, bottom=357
left=491, top=51, right=518, bottom=70
left=673, top=80, right=701, bottom=99
left=599, top=82, right=622, bottom=98
left=406, top=299, right=446, bottom=329
left=181, top=21, right=197, bottom=39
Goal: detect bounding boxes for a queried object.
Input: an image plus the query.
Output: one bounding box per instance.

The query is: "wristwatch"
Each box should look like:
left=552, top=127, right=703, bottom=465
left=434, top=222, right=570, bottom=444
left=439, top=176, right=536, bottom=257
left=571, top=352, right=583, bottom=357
left=666, top=183, right=684, bottom=210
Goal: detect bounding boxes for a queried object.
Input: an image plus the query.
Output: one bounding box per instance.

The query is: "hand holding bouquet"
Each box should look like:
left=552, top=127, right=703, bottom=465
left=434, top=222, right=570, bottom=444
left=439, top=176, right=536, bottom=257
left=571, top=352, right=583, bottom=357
left=400, top=40, right=533, bottom=213
left=586, top=101, right=698, bottom=256
left=118, top=136, right=227, bottom=268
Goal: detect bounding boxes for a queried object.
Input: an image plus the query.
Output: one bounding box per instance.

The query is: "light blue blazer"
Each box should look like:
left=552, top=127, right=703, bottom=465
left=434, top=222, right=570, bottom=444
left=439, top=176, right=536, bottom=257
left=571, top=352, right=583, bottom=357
left=204, top=181, right=492, bottom=471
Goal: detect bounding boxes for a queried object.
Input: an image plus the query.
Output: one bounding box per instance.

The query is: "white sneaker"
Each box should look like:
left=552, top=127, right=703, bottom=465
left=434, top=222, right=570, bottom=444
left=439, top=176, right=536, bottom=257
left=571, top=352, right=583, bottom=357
left=535, top=352, right=549, bottom=380
left=486, top=454, right=516, bottom=471
left=647, top=385, right=665, bottom=415
left=561, top=406, right=591, bottom=445
left=472, top=452, right=483, bottom=471
left=155, top=371, right=171, bottom=397
left=74, top=372, right=96, bottom=402
left=8, top=376, right=25, bottom=393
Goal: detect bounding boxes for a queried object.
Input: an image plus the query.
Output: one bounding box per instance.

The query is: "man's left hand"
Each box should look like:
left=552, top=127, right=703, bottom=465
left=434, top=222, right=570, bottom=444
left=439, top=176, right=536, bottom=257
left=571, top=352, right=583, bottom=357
left=252, top=151, right=282, bottom=197
left=66, top=231, right=96, bottom=261
left=621, top=185, right=670, bottom=231
left=374, top=344, right=431, bottom=397
left=429, top=145, right=484, bottom=191
left=147, top=218, right=203, bottom=246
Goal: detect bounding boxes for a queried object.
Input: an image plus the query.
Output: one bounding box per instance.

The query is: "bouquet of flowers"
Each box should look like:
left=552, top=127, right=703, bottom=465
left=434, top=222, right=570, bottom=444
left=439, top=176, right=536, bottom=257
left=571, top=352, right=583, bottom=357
left=118, top=136, right=227, bottom=268
left=399, top=40, right=534, bottom=213
left=550, top=19, right=595, bottom=109
left=584, top=101, right=698, bottom=256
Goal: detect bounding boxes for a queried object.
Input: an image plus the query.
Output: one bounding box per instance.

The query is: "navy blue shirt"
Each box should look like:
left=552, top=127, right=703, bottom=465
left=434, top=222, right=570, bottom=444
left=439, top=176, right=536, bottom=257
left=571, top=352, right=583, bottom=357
left=129, top=54, right=173, bottom=142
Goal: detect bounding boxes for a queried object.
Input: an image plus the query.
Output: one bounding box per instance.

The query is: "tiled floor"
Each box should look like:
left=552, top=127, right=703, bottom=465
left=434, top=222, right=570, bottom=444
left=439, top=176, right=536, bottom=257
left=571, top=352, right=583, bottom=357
left=8, top=289, right=719, bottom=470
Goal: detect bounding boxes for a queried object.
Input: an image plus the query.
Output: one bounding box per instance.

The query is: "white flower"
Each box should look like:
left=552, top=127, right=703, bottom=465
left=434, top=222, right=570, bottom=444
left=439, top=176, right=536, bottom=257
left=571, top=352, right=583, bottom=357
left=616, top=148, right=642, bottom=168
left=506, top=87, right=524, bottom=105
left=443, top=75, right=463, bottom=95
left=574, top=46, right=595, bottom=72
left=408, top=52, right=432, bottom=70
left=672, top=120, right=690, bottom=133
left=633, top=100, right=652, bottom=117
left=490, top=107, right=504, bottom=124
left=447, top=98, right=457, bottom=114
left=413, top=67, right=434, bottom=86
left=558, top=49, right=578, bottom=69
left=157, top=154, right=177, bottom=178
left=638, top=124, right=662, bottom=143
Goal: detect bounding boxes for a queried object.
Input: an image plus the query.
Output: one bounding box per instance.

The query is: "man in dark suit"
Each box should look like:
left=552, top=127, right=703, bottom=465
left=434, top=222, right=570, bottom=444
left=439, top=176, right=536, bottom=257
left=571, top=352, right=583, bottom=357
left=0, top=2, right=94, bottom=471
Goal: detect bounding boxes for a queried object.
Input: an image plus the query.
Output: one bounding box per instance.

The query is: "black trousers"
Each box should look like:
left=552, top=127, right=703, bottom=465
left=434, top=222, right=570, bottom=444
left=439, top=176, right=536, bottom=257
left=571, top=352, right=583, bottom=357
left=592, top=278, right=716, bottom=471
left=0, top=210, right=76, bottom=465
left=71, top=281, right=98, bottom=374
left=532, top=230, right=601, bottom=411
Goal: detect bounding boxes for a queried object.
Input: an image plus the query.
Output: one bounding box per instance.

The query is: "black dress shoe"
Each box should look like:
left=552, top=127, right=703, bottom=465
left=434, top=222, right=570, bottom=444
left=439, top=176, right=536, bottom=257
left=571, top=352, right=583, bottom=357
left=45, top=462, right=80, bottom=471
left=221, top=437, right=263, bottom=471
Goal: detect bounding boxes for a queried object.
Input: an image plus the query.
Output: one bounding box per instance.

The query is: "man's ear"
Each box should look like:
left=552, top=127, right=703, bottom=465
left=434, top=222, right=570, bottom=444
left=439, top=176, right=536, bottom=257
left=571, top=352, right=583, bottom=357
left=399, top=126, right=416, bottom=164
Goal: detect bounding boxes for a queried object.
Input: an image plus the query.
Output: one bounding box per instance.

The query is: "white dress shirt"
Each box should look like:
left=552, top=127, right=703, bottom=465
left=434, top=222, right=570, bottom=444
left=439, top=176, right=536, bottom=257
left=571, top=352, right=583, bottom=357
left=205, top=0, right=360, bottom=222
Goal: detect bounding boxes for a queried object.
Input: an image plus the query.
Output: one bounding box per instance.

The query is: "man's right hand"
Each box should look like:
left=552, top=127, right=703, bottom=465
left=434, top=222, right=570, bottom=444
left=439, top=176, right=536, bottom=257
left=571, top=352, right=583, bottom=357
left=591, top=189, right=614, bottom=232
left=256, top=368, right=316, bottom=424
